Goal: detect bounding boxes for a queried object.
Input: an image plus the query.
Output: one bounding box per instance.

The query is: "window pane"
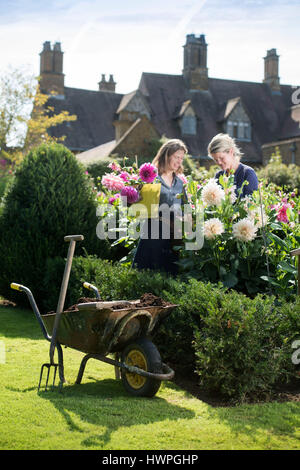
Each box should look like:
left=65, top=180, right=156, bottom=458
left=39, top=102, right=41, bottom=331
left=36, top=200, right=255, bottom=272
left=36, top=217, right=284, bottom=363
left=244, top=123, right=251, bottom=140
left=233, top=122, right=238, bottom=138
left=227, top=121, right=233, bottom=136
left=238, top=122, right=244, bottom=139
left=181, top=115, right=196, bottom=135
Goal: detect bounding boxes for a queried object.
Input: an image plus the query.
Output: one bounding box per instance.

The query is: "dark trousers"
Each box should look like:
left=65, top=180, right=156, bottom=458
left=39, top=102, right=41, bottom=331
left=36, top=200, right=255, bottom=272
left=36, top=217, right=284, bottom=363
left=132, top=218, right=181, bottom=275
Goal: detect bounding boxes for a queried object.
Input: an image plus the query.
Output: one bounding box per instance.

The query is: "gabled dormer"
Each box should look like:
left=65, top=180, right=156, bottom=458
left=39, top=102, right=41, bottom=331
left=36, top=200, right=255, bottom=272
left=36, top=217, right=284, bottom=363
left=116, top=89, right=151, bottom=120
left=113, top=89, right=152, bottom=141
left=176, top=100, right=197, bottom=136
left=221, top=97, right=251, bottom=141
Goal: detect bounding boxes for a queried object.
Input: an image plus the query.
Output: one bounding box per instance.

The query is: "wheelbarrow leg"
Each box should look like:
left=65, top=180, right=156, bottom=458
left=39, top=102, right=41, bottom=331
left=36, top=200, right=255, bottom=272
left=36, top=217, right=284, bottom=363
left=114, top=353, right=121, bottom=380
left=76, top=353, right=120, bottom=384
left=57, top=343, right=66, bottom=390
left=76, top=353, right=94, bottom=385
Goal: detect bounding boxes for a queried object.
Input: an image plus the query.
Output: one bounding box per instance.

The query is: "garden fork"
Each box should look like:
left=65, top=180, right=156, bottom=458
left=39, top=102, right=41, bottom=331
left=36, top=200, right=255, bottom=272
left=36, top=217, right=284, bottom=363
left=38, top=234, right=84, bottom=391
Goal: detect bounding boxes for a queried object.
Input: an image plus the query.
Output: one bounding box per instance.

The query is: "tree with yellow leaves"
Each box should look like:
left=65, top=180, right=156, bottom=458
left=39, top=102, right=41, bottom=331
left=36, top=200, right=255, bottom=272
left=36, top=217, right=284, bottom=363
left=0, top=66, right=76, bottom=169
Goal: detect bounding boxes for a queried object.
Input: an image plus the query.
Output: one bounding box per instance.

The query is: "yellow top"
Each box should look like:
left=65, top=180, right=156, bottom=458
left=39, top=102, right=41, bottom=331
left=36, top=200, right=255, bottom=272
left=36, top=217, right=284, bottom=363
left=129, top=183, right=161, bottom=218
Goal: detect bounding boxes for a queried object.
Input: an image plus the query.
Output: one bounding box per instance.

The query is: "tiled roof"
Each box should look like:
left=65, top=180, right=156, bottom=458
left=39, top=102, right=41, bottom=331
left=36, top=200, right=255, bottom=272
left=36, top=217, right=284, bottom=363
left=47, top=86, right=123, bottom=151
left=138, top=72, right=300, bottom=162
left=47, top=73, right=299, bottom=164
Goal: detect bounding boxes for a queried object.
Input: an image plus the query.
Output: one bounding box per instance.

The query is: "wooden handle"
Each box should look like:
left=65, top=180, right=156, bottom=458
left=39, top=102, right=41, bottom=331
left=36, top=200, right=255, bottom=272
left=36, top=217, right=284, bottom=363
left=64, top=235, right=84, bottom=242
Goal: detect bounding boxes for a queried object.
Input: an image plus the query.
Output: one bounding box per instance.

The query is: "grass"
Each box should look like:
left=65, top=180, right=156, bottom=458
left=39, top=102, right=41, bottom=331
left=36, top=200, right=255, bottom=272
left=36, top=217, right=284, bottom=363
left=0, top=304, right=300, bottom=450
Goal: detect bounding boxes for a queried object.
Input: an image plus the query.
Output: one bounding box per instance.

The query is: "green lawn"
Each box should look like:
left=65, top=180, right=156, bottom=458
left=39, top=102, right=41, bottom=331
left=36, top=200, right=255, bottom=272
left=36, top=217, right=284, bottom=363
left=0, top=304, right=299, bottom=450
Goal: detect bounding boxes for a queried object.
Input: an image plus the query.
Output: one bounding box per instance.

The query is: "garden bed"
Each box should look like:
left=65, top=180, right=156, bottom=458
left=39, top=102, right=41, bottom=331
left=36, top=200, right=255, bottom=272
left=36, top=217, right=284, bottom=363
left=171, top=365, right=300, bottom=407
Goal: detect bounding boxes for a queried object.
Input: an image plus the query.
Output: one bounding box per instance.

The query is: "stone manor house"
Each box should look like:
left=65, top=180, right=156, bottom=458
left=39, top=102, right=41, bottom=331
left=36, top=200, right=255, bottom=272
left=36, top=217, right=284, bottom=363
left=39, top=35, right=300, bottom=167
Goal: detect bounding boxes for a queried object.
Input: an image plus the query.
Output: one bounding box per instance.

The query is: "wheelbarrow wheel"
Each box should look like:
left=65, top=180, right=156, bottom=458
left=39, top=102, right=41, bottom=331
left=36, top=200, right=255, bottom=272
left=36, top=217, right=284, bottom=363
left=121, top=337, right=162, bottom=397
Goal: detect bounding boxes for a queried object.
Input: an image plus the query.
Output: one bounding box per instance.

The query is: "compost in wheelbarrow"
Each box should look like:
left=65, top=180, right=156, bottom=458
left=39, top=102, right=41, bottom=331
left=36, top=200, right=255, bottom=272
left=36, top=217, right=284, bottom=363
left=42, top=293, right=176, bottom=356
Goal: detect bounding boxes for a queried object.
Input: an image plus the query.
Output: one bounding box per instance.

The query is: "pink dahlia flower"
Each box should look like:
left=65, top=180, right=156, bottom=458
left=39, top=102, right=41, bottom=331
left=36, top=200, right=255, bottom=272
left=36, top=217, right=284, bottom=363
left=108, top=162, right=121, bottom=172
left=276, top=203, right=289, bottom=223
left=119, top=171, right=130, bottom=182
left=101, top=173, right=125, bottom=191
left=121, top=186, right=140, bottom=204
left=139, top=163, right=157, bottom=183
left=109, top=193, right=120, bottom=204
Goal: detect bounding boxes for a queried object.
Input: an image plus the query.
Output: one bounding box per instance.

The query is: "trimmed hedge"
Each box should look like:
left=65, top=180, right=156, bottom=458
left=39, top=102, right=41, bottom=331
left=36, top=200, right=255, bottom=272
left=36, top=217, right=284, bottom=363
left=41, top=255, right=300, bottom=402
left=0, top=143, right=111, bottom=307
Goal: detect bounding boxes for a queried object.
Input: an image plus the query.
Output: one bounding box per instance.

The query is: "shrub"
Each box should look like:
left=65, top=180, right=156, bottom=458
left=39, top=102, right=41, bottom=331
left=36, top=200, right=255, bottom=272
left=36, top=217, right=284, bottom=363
left=193, top=292, right=300, bottom=402
left=42, top=255, right=181, bottom=310
left=257, top=149, right=300, bottom=192
left=86, top=159, right=114, bottom=182
left=0, top=143, right=111, bottom=307
left=0, top=174, right=14, bottom=199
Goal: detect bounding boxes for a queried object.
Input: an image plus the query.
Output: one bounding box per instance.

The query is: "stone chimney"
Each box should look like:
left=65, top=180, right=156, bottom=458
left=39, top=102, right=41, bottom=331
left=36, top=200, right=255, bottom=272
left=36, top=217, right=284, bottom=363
left=39, top=41, right=65, bottom=95
left=99, top=74, right=116, bottom=92
left=183, top=34, right=209, bottom=91
left=263, top=48, right=280, bottom=92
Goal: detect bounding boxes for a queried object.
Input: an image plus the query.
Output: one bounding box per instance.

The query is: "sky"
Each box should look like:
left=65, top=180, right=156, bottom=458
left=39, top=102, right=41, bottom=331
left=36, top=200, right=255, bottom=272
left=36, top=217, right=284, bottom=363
left=1, top=0, right=300, bottom=95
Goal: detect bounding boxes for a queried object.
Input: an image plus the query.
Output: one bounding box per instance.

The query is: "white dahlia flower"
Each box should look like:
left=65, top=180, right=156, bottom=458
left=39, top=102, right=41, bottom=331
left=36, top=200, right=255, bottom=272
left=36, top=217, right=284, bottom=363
left=232, top=218, right=258, bottom=242
left=204, top=218, right=225, bottom=240
left=201, top=179, right=225, bottom=207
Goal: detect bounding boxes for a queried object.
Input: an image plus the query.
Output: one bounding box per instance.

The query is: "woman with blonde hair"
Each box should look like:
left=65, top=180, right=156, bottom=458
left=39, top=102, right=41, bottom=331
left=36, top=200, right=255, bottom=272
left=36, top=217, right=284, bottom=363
left=208, top=133, right=258, bottom=197
left=133, top=139, right=188, bottom=274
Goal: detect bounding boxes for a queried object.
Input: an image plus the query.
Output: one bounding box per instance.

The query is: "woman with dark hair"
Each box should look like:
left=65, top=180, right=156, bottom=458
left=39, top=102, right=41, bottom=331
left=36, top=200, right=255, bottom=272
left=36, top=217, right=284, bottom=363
left=132, top=139, right=188, bottom=274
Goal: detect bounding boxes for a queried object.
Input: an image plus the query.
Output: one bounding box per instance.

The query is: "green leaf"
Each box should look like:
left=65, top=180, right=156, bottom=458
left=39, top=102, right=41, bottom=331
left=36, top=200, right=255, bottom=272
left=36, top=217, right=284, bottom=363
left=260, top=275, right=282, bottom=288
left=277, top=260, right=297, bottom=274
left=270, top=222, right=283, bottom=231
left=267, top=232, right=289, bottom=250
left=245, top=281, right=259, bottom=294
left=219, top=265, right=227, bottom=276
left=221, top=272, right=238, bottom=288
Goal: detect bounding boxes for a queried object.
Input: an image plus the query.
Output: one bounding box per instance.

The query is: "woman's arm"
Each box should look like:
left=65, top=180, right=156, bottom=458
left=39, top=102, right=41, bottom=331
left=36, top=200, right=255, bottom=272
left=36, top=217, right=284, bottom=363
left=244, top=168, right=258, bottom=196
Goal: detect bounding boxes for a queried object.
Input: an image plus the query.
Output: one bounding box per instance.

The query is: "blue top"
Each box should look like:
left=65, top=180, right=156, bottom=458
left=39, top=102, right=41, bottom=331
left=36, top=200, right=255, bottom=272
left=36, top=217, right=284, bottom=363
left=215, top=163, right=258, bottom=198
left=157, top=174, right=186, bottom=209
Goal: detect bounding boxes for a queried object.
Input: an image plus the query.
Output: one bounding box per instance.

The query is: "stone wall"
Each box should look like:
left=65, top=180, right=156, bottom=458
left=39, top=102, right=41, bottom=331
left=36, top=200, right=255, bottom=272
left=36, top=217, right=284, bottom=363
left=113, top=116, right=160, bottom=158
left=262, top=137, right=300, bottom=166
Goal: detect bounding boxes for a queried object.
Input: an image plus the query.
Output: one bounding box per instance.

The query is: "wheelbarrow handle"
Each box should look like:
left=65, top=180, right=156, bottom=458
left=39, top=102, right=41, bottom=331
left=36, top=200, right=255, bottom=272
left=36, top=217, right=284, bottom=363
left=49, top=234, right=84, bottom=363
left=83, top=282, right=101, bottom=300
left=10, top=283, right=50, bottom=341
left=10, top=283, right=25, bottom=292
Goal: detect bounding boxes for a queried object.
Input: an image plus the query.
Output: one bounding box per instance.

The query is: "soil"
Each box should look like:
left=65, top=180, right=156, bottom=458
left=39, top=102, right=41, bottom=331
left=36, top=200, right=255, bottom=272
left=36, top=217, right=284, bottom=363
left=62, top=293, right=171, bottom=313
left=108, top=293, right=171, bottom=310
left=134, top=293, right=170, bottom=308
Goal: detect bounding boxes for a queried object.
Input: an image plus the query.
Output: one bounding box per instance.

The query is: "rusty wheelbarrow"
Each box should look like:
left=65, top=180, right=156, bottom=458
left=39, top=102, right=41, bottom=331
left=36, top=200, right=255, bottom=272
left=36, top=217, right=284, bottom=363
left=11, top=235, right=176, bottom=397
